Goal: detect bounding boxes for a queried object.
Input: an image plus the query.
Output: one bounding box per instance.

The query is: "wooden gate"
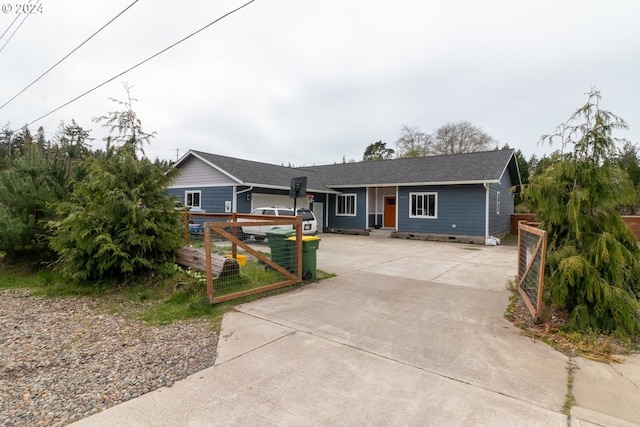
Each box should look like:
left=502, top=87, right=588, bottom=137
left=517, top=222, right=547, bottom=320
left=181, top=212, right=302, bottom=304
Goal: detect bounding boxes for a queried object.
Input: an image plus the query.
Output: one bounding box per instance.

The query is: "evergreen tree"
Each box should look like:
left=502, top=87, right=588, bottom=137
left=0, top=143, right=72, bottom=259
left=363, top=141, right=394, bottom=161
left=616, top=141, right=640, bottom=214
left=54, top=120, right=93, bottom=161
left=0, top=123, right=13, bottom=170
left=92, top=83, right=155, bottom=158
left=49, top=91, right=182, bottom=282
left=522, top=89, right=640, bottom=338
left=10, top=126, right=33, bottom=158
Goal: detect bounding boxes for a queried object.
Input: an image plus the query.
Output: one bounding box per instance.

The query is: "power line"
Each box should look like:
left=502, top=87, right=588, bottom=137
left=0, top=0, right=41, bottom=53
left=0, top=0, right=140, bottom=111
left=0, top=14, right=20, bottom=43
left=23, top=0, right=257, bottom=129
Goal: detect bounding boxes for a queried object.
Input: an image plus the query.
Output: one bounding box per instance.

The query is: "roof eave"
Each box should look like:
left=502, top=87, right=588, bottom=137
left=243, top=182, right=340, bottom=194
left=326, top=179, right=499, bottom=188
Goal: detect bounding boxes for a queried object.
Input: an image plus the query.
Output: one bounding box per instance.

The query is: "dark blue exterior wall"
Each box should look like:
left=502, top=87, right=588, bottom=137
left=397, top=184, right=486, bottom=236
left=326, top=188, right=367, bottom=229
left=235, top=186, right=252, bottom=213
left=167, top=186, right=234, bottom=214
left=310, top=192, right=327, bottom=210
left=489, top=172, right=514, bottom=235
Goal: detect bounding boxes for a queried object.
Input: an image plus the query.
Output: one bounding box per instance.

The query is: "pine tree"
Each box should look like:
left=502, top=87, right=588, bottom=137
left=522, top=89, right=640, bottom=338
left=0, top=142, right=71, bottom=259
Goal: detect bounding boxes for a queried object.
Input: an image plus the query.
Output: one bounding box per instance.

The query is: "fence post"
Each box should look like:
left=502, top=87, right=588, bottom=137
left=536, top=231, right=547, bottom=318
left=295, top=216, right=302, bottom=281
left=204, top=223, right=213, bottom=303
left=183, top=212, right=190, bottom=245
left=231, top=212, right=237, bottom=258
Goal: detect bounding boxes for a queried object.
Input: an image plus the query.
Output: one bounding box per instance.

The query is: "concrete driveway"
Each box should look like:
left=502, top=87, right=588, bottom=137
left=73, top=234, right=640, bottom=427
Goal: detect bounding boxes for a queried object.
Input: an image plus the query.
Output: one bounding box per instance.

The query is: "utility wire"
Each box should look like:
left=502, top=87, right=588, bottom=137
left=0, top=0, right=140, bottom=110
left=0, top=0, right=40, bottom=53
left=0, top=14, right=20, bottom=44
left=23, top=0, right=256, bottom=128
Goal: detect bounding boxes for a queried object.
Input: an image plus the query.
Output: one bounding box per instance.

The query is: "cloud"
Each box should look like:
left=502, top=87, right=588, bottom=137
left=1, top=0, right=638, bottom=166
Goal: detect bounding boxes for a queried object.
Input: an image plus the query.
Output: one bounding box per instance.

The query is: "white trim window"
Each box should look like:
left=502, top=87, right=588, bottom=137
left=496, top=191, right=501, bottom=215
left=410, top=192, right=437, bottom=218
left=185, top=190, right=201, bottom=210
left=336, top=194, right=356, bottom=216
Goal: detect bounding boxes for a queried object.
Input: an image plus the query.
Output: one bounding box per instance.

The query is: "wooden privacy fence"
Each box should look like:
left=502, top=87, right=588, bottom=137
left=179, top=212, right=303, bottom=304
left=517, top=221, right=547, bottom=320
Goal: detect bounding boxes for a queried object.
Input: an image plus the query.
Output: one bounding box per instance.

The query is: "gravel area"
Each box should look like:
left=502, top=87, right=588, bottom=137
left=0, top=288, right=218, bottom=427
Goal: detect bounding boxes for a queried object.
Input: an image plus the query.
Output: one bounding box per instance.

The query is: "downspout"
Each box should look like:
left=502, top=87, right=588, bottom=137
left=235, top=185, right=254, bottom=213
left=484, top=183, right=490, bottom=244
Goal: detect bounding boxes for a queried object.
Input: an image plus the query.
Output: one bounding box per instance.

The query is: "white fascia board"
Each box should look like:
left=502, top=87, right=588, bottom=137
left=244, top=182, right=341, bottom=194
left=500, top=151, right=521, bottom=187
left=171, top=150, right=194, bottom=168
left=166, top=183, right=238, bottom=189
left=327, top=179, right=499, bottom=188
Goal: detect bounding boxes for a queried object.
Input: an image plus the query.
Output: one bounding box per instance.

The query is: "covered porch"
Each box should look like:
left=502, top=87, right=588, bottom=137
left=367, top=186, right=397, bottom=230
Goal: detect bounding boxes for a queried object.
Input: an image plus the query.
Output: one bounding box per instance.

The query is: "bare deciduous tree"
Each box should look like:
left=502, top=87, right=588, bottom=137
left=395, top=125, right=430, bottom=158
left=430, top=121, right=495, bottom=155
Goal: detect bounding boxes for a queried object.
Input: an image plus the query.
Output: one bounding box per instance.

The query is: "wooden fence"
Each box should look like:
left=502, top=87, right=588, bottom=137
left=511, top=214, right=640, bottom=240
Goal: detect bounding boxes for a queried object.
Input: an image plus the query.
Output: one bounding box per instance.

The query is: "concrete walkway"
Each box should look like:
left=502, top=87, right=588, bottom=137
left=73, top=235, right=640, bottom=427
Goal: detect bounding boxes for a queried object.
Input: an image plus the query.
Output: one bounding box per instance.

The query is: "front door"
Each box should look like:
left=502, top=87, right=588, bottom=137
left=383, top=196, right=396, bottom=228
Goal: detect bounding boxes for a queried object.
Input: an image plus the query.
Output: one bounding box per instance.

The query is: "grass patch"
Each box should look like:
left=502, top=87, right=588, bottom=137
left=0, top=253, right=329, bottom=329
left=0, top=260, right=287, bottom=328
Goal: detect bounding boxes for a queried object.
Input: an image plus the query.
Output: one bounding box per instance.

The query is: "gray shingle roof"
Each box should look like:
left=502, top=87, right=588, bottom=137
left=301, top=149, right=519, bottom=187
left=189, top=151, right=330, bottom=191
left=185, top=149, right=520, bottom=192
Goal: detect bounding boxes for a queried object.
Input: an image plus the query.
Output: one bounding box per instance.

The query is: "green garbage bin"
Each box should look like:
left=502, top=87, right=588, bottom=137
left=288, top=235, right=321, bottom=280
left=266, top=229, right=296, bottom=271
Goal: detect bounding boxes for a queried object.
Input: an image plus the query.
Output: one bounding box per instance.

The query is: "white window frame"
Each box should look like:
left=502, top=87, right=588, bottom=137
left=496, top=191, right=501, bottom=215
left=336, top=194, right=357, bottom=216
left=409, top=192, right=437, bottom=219
left=185, top=190, right=201, bottom=210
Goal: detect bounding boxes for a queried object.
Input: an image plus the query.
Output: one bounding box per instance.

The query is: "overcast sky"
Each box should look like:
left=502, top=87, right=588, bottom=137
left=1, top=0, right=639, bottom=166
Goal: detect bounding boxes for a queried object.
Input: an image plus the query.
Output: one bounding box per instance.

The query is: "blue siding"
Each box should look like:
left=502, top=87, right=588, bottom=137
left=235, top=186, right=252, bottom=213
left=397, top=185, right=486, bottom=236
left=167, top=186, right=234, bottom=213
left=310, top=193, right=327, bottom=210
left=327, top=188, right=367, bottom=229
left=489, top=173, right=515, bottom=235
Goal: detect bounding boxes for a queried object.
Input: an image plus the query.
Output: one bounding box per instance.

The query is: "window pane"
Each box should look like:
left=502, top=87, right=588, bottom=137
left=427, top=194, right=435, bottom=217
left=411, top=193, right=436, bottom=217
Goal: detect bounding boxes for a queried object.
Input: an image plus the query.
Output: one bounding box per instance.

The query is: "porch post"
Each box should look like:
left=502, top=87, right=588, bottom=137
left=484, top=183, right=490, bottom=242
